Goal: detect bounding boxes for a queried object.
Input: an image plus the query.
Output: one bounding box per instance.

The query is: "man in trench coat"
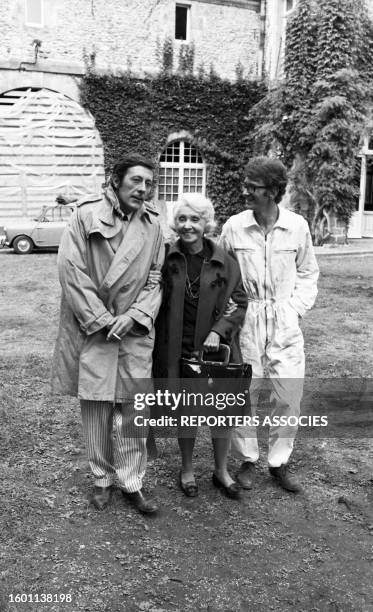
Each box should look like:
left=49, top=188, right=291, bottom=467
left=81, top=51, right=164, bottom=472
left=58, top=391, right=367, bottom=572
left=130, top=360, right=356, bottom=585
left=53, top=154, right=165, bottom=514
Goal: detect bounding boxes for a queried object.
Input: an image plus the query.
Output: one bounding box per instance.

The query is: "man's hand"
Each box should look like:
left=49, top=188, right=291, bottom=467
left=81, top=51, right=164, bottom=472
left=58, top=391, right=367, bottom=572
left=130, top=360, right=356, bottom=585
left=223, top=298, right=238, bottom=317
left=106, top=315, right=135, bottom=341
left=202, top=331, right=220, bottom=352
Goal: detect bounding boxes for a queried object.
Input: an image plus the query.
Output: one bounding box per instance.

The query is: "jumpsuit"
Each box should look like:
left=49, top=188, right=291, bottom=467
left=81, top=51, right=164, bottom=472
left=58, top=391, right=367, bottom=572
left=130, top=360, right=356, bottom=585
left=220, top=206, right=319, bottom=467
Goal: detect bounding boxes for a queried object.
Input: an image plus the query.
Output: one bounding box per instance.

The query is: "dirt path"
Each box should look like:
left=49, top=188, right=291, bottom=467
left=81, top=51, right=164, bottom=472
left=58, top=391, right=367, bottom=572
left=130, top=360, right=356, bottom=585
left=1, top=252, right=373, bottom=612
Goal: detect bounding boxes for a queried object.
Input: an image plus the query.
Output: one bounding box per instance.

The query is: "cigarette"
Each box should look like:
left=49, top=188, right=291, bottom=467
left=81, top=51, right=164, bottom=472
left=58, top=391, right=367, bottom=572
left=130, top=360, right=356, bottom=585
left=112, top=333, right=121, bottom=341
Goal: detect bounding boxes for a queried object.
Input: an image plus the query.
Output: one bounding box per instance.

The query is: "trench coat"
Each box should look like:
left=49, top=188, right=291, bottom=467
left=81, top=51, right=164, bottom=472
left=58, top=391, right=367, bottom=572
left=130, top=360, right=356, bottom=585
left=52, top=187, right=165, bottom=402
left=153, top=238, right=248, bottom=379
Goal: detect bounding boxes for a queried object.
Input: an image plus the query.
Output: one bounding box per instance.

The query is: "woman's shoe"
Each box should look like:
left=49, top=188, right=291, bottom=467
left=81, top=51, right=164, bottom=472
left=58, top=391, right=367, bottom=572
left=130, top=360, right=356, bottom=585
left=179, top=471, right=198, bottom=497
left=212, top=473, right=241, bottom=499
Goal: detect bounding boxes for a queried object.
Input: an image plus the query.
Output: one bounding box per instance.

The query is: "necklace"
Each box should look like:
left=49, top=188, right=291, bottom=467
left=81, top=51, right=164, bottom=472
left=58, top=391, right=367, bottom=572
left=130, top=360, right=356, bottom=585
left=185, top=273, right=200, bottom=300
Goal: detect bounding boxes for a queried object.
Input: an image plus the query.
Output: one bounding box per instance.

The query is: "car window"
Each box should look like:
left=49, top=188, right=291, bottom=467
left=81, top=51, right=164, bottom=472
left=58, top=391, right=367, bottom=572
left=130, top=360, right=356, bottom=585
left=39, top=207, right=54, bottom=222
left=37, top=205, right=74, bottom=222
left=59, top=206, right=73, bottom=221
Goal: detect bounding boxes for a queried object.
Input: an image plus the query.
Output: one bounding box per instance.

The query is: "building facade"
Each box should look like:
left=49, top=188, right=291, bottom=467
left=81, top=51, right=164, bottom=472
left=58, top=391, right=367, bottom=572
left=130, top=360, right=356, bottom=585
left=351, top=0, right=373, bottom=238
left=1, top=0, right=262, bottom=81
left=349, top=126, right=373, bottom=238
left=0, top=0, right=264, bottom=222
left=1, top=0, right=372, bottom=236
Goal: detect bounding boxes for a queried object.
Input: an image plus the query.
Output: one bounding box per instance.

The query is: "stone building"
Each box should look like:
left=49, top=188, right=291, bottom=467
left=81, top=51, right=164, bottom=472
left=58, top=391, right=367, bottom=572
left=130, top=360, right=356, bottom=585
left=0, top=0, right=265, bottom=221
left=1, top=0, right=372, bottom=237
left=351, top=0, right=373, bottom=238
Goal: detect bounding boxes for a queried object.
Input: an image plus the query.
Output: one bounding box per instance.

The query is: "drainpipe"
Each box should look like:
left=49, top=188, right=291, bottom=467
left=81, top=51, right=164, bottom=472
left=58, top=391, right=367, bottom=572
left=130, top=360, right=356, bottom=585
left=19, top=39, right=42, bottom=71
left=259, top=0, right=267, bottom=81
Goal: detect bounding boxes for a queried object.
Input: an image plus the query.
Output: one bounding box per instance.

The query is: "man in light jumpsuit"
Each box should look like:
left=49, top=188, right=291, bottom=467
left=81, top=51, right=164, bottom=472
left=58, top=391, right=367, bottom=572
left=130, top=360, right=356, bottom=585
left=220, top=157, right=319, bottom=492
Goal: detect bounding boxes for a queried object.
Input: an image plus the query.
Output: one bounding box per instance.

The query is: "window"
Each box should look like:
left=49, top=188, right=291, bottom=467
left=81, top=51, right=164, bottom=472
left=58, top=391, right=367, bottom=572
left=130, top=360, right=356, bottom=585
left=285, top=0, right=296, bottom=13
left=158, top=141, right=206, bottom=209
left=175, top=4, right=190, bottom=41
left=25, top=0, right=43, bottom=26
left=365, top=158, right=373, bottom=212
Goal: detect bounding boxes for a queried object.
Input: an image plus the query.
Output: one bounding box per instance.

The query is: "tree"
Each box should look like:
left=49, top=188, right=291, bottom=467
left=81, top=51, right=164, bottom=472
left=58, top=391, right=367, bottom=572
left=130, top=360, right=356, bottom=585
left=249, top=0, right=372, bottom=243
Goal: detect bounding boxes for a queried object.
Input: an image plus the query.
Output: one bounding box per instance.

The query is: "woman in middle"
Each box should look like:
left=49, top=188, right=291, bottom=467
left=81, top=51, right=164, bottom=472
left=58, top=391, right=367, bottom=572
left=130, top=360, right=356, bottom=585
left=153, top=193, right=248, bottom=499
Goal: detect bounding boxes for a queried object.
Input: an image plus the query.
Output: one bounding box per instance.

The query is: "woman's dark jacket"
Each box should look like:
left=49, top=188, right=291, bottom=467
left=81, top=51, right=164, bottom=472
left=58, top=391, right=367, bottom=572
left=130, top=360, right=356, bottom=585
left=153, top=237, right=248, bottom=378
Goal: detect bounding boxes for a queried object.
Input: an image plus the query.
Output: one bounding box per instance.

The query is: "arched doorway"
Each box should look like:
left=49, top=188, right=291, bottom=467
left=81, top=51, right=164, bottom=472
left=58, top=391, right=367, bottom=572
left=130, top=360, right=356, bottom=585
left=0, top=87, right=104, bottom=221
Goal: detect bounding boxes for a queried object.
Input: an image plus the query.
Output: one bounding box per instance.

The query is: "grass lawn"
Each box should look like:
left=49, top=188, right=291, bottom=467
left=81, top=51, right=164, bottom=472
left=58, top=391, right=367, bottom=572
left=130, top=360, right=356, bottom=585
left=0, top=252, right=373, bottom=612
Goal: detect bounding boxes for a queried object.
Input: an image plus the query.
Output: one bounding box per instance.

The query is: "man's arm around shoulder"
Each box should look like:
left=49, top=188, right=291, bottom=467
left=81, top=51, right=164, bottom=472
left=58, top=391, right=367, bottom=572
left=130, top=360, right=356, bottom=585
left=123, top=222, right=166, bottom=335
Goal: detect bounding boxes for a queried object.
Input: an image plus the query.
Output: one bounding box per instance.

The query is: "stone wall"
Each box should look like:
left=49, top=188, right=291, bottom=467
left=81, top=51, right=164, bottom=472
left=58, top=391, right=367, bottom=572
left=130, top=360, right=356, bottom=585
left=0, top=0, right=261, bottom=82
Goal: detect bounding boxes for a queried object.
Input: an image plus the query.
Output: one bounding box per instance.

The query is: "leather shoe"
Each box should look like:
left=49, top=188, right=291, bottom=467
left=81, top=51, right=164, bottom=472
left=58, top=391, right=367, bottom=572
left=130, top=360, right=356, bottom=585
left=122, top=489, right=159, bottom=515
left=179, top=471, right=198, bottom=497
left=269, top=465, right=302, bottom=493
left=91, top=485, right=112, bottom=510
left=212, top=473, right=241, bottom=499
left=236, top=461, right=256, bottom=490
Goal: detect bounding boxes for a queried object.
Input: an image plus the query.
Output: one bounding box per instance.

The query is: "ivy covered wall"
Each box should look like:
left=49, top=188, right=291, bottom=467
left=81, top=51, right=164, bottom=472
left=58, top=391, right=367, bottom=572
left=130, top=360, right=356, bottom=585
left=79, top=73, right=265, bottom=225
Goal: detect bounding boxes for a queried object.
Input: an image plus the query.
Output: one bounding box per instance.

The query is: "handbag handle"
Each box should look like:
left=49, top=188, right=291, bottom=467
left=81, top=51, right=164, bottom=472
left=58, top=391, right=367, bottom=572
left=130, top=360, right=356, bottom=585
left=198, top=343, right=230, bottom=367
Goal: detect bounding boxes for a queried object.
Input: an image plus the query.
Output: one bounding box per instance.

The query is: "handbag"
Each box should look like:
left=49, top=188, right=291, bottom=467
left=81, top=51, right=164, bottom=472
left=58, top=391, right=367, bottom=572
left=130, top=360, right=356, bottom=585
left=180, top=344, right=252, bottom=417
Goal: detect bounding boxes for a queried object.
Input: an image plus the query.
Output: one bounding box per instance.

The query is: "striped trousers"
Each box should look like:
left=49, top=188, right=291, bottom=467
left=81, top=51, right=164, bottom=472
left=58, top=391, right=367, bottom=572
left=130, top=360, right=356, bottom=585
left=80, top=400, right=148, bottom=493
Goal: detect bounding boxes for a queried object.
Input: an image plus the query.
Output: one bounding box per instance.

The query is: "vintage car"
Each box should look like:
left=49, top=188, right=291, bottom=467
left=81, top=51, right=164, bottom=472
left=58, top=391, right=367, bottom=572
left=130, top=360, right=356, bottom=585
left=0, top=226, right=6, bottom=249
left=0, top=201, right=76, bottom=254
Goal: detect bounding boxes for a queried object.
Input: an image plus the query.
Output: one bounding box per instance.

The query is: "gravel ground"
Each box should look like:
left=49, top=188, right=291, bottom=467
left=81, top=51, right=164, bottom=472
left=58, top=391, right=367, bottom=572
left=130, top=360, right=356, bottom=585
left=0, top=251, right=372, bottom=612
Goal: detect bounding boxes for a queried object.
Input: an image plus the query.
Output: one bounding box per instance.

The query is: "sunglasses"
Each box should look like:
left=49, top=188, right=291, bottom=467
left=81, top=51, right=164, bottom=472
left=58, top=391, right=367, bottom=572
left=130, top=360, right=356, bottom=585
left=244, top=182, right=267, bottom=193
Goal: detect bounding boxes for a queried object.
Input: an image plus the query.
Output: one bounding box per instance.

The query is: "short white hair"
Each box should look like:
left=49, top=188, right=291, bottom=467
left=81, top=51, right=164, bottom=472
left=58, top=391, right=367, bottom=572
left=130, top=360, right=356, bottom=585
left=171, top=192, right=216, bottom=233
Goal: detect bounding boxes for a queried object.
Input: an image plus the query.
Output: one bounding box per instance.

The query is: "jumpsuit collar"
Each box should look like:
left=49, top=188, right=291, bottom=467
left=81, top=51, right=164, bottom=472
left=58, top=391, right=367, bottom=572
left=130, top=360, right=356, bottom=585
left=243, top=206, right=293, bottom=231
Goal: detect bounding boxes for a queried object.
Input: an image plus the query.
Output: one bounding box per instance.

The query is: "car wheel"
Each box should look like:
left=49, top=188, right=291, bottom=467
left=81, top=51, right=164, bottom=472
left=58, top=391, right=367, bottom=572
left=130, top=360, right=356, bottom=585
left=13, top=235, right=34, bottom=254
